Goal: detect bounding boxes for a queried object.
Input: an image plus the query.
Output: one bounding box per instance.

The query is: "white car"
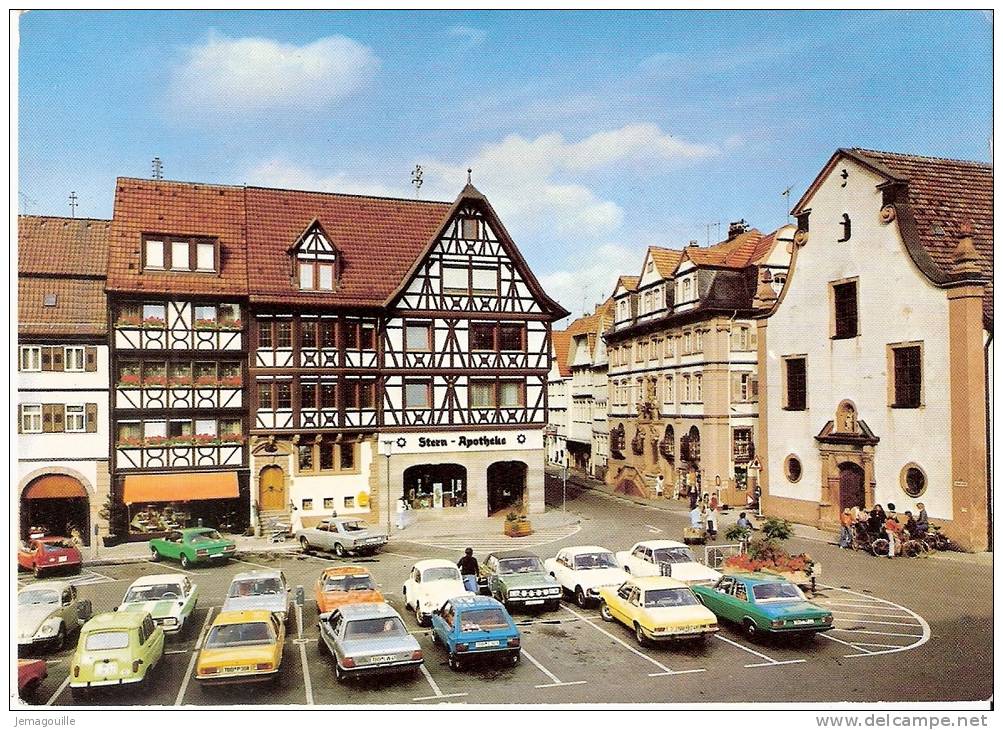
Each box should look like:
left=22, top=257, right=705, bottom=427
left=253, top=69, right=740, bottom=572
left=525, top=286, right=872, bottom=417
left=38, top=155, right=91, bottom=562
left=117, top=574, right=199, bottom=634
left=402, top=559, right=473, bottom=626
left=17, top=582, right=91, bottom=652
left=544, top=545, right=626, bottom=607
left=615, top=540, right=722, bottom=585
left=222, top=569, right=291, bottom=623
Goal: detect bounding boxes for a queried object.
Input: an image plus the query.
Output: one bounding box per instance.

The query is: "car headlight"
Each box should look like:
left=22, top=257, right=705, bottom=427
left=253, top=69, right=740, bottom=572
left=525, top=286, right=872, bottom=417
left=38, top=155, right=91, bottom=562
left=549, top=588, right=561, bottom=596
left=35, top=623, right=57, bottom=637
left=510, top=590, right=521, bottom=598
left=161, top=617, right=178, bottom=626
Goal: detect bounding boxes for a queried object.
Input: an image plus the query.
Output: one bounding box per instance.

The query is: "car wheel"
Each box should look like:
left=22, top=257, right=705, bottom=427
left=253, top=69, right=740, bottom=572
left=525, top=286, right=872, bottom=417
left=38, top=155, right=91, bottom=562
left=150, top=547, right=161, bottom=562
left=33, top=564, right=42, bottom=579
left=299, top=537, right=311, bottom=553
left=574, top=586, right=588, bottom=608
left=53, top=624, right=67, bottom=651
left=634, top=623, right=648, bottom=647
left=334, top=543, right=346, bottom=558
left=599, top=601, right=614, bottom=622
left=743, top=619, right=759, bottom=641
left=180, top=553, right=191, bottom=570
left=335, top=663, right=347, bottom=682
left=448, top=654, right=461, bottom=671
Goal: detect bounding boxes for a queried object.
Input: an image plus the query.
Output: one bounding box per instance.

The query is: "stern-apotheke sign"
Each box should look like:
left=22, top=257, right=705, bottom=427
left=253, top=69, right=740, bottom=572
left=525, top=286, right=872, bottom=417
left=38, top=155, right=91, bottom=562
left=378, top=429, right=543, bottom=455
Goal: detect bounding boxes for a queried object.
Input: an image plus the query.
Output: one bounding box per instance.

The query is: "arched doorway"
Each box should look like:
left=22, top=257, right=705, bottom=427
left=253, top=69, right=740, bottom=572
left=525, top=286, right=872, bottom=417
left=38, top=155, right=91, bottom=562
left=21, top=475, right=90, bottom=545
left=403, top=464, right=467, bottom=509
left=838, top=462, right=866, bottom=512
left=487, top=461, right=527, bottom=515
left=258, top=466, right=286, bottom=512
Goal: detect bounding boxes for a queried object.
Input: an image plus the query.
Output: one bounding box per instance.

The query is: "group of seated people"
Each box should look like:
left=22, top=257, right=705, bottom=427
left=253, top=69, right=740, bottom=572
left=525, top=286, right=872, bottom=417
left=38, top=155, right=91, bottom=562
left=840, top=502, right=929, bottom=556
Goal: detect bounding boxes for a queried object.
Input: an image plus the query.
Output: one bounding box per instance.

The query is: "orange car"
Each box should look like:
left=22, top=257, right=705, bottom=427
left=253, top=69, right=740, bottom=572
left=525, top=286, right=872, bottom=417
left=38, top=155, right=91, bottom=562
left=314, top=567, right=384, bottom=614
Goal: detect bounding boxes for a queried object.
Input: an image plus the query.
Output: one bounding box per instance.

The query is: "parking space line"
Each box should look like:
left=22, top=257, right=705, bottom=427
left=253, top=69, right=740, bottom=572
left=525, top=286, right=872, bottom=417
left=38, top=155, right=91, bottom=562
left=232, top=557, right=277, bottom=571
left=847, top=641, right=907, bottom=649
left=833, top=618, right=921, bottom=628
left=521, top=648, right=587, bottom=688
left=830, top=628, right=923, bottom=638
left=151, top=562, right=194, bottom=576
left=383, top=551, right=421, bottom=560
left=174, top=606, right=215, bottom=706
left=830, top=610, right=915, bottom=619
left=818, top=632, right=872, bottom=654
left=714, top=634, right=807, bottom=668
left=412, top=664, right=468, bottom=702
left=45, top=676, right=70, bottom=706
left=297, top=639, right=314, bottom=705
left=819, top=601, right=907, bottom=612
left=560, top=605, right=704, bottom=677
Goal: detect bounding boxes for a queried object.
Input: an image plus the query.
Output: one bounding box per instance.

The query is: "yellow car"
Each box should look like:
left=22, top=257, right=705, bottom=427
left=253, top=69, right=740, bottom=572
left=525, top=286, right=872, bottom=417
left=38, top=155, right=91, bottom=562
left=597, top=576, right=718, bottom=646
left=195, top=610, right=285, bottom=687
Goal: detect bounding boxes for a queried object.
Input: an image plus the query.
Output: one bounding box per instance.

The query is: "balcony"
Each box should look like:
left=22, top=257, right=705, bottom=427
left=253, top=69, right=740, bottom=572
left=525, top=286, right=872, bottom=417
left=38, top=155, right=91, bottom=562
left=115, top=436, right=245, bottom=470
left=115, top=380, right=243, bottom=410
left=114, top=320, right=243, bottom=351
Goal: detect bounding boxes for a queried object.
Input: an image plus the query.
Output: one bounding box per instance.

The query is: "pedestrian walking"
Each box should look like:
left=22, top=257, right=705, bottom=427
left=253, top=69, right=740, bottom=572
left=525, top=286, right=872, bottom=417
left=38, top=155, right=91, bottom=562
left=654, top=474, right=665, bottom=498
left=458, top=548, right=480, bottom=593
left=736, top=512, right=755, bottom=531
left=688, top=486, right=699, bottom=510
left=838, top=508, right=854, bottom=549
left=706, top=499, right=718, bottom=540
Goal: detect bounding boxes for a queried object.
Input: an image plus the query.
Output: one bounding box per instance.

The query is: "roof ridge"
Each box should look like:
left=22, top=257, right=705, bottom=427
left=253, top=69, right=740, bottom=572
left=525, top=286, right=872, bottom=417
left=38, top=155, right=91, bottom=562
left=849, top=148, right=992, bottom=169
left=18, top=214, right=112, bottom=223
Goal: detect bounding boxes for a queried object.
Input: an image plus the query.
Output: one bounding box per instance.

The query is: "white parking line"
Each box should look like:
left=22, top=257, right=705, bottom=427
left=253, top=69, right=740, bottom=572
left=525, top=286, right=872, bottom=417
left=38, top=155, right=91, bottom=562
left=174, top=606, right=215, bottom=706
left=232, top=558, right=277, bottom=571
left=296, top=639, right=314, bottom=705
left=830, top=628, right=923, bottom=638
left=151, top=562, right=194, bottom=576
left=383, top=551, right=422, bottom=560
left=830, top=610, right=917, bottom=620
left=833, top=618, right=922, bottom=628
left=848, top=641, right=906, bottom=649
left=45, top=676, right=70, bottom=706
left=819, top=632, right=872, bottom=654
left=714, top=634, right=806, bottom=669
left=412, top=664, right=468, bottom=702
left=521, top=648, right=587, bottom=688
left=817, top=584, right=931, bottom=659
left=560, top=605, right=704, bottom=677
left=819, top=601, right=908, bottom=612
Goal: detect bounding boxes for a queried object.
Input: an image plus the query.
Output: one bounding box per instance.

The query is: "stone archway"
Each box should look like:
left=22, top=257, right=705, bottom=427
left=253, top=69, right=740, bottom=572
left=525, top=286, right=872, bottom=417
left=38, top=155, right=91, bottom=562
left=815, top=411, right=879, bottom=528
left=21, top=473, right=91, bottom=545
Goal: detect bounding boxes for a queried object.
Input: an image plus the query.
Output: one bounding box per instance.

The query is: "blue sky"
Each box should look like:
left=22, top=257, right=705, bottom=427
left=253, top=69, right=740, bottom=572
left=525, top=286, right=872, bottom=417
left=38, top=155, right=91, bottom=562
left=18, top=10, right=992, bottom=318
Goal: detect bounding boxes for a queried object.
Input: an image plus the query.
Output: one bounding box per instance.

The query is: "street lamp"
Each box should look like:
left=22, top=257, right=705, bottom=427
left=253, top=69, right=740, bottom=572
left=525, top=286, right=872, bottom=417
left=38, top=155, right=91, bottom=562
left=562, top=459, right=568, bottom=512
left=381, top=440, right=394, bottom=533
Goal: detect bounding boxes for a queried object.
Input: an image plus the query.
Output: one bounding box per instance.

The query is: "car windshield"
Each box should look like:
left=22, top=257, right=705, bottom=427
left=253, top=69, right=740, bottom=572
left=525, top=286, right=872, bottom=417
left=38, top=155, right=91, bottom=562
left=85, top=630, right=131, bottom=651
left=459, top=608, right=509, bottom=632
left=339, top=521, right=369, bottom=533
left=422, top=567, right=461, bottom=582
left=752, top=583, right=805, bottom=602
left=652, top=547, right=696, bottom=564
left=205, top=622, right=275, bottom=648
left=344, top=617, right=407, bottom=639
left=498, top=557, right=544, bottom=574
left=41, top=540, right=73, bottom=552
left=18, top=589, right=59, bottom=605
left=324, top=574, right=375, bottom=592
left=125, top=583, right=182, bottom=602
left=573, top=552, right=617, bottom=570
left=228, top=578, right=283, bottom=597
left=643, top=588, right=700, bottom=608
left=189, top=530, right=223, bottom=543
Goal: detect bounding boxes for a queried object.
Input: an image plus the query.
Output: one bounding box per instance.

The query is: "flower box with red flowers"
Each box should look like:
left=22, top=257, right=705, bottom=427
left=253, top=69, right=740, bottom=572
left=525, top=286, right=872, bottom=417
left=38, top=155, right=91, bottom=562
left=116, top=315, right=142, bottom=328
left=144, top=435, right=169, bottom=447
left=195, top=376, right=219, bottom=387
left=118, top=374, right=141, bottom=388
left=193, top=318, right=217, bottom=330
left=193, top=434, right=218, bottom=446
left=219, top=319, right=242, bottom=330
left=116, top=436, right=144, bottom=448
left=141, top=317, right=166, bottom=329
left=169, top=377, right=193, bottom=388
left=144, top=375, right=168, bottom=388
left=219, top=433, right=244, bottom=444
left=220, top=376, right=242, bottom=387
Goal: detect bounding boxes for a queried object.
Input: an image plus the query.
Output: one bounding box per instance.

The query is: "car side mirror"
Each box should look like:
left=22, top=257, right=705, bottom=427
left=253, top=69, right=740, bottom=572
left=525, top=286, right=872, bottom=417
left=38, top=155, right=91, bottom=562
left=112, top=606, right=118, bottom=612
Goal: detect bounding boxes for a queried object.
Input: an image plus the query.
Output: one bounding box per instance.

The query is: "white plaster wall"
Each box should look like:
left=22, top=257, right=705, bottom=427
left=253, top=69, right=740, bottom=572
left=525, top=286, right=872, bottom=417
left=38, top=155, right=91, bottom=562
left=290, top=440, right=375, bottom=518
left=766, top=158, right=953, bottom=519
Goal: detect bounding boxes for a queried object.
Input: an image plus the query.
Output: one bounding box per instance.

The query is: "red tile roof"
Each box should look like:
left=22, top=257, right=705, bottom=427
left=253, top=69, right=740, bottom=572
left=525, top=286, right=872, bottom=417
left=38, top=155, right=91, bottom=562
left=615, top=275, right=639, bottom=293
left=648, top=247, right=683, bottom=277
left=19, top=277, right=107, bottom=337
left=552, top=330, right=572, bottom=377
left=680, top=229, right=765, bottom=268
left=19, top=215, right=110, bottom=277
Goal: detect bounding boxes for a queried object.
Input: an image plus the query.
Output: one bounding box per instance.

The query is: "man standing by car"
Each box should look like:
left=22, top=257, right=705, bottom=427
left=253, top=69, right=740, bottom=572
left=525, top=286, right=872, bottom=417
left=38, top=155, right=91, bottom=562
left=458, top=548, right=479, bottom=593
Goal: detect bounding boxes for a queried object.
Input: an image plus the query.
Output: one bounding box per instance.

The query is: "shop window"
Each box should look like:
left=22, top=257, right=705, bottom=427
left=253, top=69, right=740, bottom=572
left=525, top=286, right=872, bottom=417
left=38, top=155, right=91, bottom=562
left=403, top=463, right=468, bottom=510
left=901, top=463, right=927, bottom=497
left=302, top=499, right=313, bottom=511
left=323, top=498, right=335, bottom=511
left=785, top=455, right=803, bottom=483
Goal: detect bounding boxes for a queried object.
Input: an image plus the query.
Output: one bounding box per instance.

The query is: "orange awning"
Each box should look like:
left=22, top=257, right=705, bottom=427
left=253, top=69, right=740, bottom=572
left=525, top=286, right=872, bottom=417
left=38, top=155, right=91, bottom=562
left=24, top=475, right=87, bottom=499
left=122, top=472, right=239, bottom=505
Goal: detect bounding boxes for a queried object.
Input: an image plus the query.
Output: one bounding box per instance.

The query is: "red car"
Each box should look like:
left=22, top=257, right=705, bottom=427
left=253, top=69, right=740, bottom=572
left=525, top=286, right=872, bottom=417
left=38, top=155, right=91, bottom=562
left=18, top=658, right=48, bottom=702
left=18, top=537, right=82, bottom=578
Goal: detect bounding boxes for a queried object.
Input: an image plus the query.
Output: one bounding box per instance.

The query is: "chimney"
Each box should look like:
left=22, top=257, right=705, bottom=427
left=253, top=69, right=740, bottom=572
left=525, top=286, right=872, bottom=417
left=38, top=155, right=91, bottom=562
left=752, top=268, right=778, bottom=308
left=728, top=219, right=749, bottom=239
left=950, top=221, right=981, bottom=278
left=688, top=240, right=699, bottom=248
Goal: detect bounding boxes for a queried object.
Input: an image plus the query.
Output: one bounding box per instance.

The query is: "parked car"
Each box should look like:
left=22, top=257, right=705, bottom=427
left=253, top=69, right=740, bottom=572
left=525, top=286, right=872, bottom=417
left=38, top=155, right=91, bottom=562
left=195, top=610, right=285, bottom=686
left=296, top=517, right=388, bottom=557
left=69, top=612, right=165, bottom=698
left=431, top=595, right=520, bottom=670
left=691, top=573, right=834, bottom=640
left=17, top=581, right=92, bottom=652
left=597, top=576, right=718, bottom=646
left=222, top=570, right=290, bottom=624
left=149, top=528, right=236, bottom=569
left=544, top=545, right=625, bottom=608
left=615, top=540, right=722, bottom=584
left=315, top=566, right=384, bottom=614
left=480, top=550, right=562, bottom=611
left=317, top=603, right=423, bottom=682
left=403, top=559, right=473, bottom=626
left=18, top=659, right=48, bottom=702
left=18, top=537, right=82, bottom=578
left=118, top=574, right=199, bottom=635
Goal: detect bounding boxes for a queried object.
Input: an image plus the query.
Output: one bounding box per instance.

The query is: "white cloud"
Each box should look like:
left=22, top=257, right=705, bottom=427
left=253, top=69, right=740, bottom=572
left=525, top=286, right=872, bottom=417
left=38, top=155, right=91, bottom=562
left=245, top=159, right=403, bottom=199
left=447, top=25, right=487, bottom=48
left=171, top=32, right=378, bottom=113
left=539, top=243, right=645, bottom=321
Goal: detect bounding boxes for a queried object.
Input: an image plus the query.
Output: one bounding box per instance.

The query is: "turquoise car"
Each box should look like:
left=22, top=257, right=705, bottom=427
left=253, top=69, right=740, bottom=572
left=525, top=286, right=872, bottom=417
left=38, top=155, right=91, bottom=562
left=149, top=528, right=236, bottom=569
left=691, top=573, right=833, bottom=641
left=431, top=595, right=520, bottom=670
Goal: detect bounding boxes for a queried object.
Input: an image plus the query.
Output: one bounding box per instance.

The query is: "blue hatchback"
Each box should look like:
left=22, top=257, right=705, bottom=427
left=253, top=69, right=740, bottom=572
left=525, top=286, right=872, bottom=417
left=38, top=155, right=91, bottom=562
left=431, top=595, right=521, bottom=670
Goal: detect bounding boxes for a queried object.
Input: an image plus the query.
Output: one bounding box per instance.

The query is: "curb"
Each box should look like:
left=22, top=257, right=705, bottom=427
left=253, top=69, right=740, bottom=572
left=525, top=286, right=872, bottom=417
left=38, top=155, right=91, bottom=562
left=85, top=544, right=302, bottom=567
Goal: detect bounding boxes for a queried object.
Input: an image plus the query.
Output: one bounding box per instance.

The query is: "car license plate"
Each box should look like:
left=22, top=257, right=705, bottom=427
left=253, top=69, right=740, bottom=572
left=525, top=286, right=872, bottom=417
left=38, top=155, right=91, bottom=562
left=369, top=655, right=396, bottom=664
left=525, top=599, right=544, bottom=605
left=211, top=553, right=227, bottom=559
left=792, top=619, right=816, bottom=625
left=223, top=665, right=253, bottom=673
left=58, top=556, right=68, bottom=563
left=475, top=640, right=500, bottom=648
left=95, top=662, right=118, bottom=677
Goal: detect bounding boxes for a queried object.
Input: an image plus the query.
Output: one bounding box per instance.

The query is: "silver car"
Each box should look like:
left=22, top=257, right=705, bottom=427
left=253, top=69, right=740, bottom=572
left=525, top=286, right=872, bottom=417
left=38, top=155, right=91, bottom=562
left=296, top=518, right=389, bottom=557
left=18, top=582, right=91, bottom=652
left=317, top=603, right=423, bottom=682
left=222, top=570, right=291, bottom=624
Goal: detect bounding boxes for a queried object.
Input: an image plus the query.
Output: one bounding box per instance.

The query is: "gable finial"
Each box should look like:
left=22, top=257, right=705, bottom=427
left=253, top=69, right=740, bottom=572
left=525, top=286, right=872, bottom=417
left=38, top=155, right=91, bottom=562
left=467, top=168, right=472, bottom=185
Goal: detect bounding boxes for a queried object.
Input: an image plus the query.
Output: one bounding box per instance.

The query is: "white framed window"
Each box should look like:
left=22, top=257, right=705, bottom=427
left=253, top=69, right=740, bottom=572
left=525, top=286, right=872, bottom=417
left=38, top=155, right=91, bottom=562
left=404, top=381, right=431, bottom=409
left=317, top=263, right=334, bottom=290
left=144, top=239, right=164, bottom=269
left=143, top=420, right=167, bottom=438
left=64, top=346, right=85, bottom=372
left=299, top=262, right=315, bottom=290
left=683, top=375, right=691, bottom=402
left=694, top=374, right=703, bottom=402
left=21, top=404, right=42, bottom=433
left=65, top=405, right=86, bottom=433
left=471, top=267, right=497, bottom=293
left=499, top=381, right=522, bottom=407
left=19, top=346, right=41, bottom=372
left=405, top=322, right=432, bottom=351
left=694, top=329, right=703, bottom=352
left=171, top=240, right=191, bottom=271
left=196, top=241, right=215, bottom=271
left=442, top=266, right=468, bottom=291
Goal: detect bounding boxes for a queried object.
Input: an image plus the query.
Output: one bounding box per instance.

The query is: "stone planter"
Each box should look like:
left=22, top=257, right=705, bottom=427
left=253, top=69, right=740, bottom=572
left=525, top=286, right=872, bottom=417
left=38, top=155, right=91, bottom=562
left=504, top=519, right=534, bottom=537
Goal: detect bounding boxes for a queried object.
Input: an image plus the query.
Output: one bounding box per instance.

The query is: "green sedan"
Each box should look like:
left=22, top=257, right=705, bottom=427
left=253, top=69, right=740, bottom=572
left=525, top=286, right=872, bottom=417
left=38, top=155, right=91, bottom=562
left=691, top=573, right=833, bottom=641
left=149, top=528, right=236, bottom=569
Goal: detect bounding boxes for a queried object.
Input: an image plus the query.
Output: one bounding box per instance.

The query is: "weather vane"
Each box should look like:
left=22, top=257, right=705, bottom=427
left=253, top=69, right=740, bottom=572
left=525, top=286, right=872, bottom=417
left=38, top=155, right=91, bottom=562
left=411, top=165, right=423, bottom=197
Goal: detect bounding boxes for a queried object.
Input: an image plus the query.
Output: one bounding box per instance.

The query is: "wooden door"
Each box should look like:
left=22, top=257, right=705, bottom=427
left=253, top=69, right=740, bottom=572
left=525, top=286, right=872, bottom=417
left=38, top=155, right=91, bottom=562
left=838, top=463, right=865, bottom=512
left=259, top=466, right=286, bottom=512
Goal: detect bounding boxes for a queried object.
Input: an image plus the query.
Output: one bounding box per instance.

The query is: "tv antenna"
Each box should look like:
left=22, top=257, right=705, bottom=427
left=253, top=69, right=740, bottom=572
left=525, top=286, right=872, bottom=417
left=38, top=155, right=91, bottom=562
left=705, top=221, right=720, bottom=245
left=68, top=191, right=78, bottom=218
left=410, top=165, right=423, bottom=198
left=781, top=185, right=794, bottom=221
left=152, top=157, right=163, bottom=180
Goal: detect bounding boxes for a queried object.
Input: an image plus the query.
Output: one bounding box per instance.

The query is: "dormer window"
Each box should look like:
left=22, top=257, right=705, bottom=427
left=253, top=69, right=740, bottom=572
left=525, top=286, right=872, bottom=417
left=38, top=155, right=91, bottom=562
left=293, top=223, right=338, bottom=292
left=143, top=235, right=217, bottom=273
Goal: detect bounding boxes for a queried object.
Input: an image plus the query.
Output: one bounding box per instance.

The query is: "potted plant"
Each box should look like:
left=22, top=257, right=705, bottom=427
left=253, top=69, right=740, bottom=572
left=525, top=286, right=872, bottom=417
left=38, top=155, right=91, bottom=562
left=118, top=373, right=141, bottom=388
left=504, top=511, right=533, bottom=537
left=722, top=517, right=818, bottom=592
left=193, top=318, right=217, bottom=330
left=116, top=313, right=142, bottom=328
left=141, top=316, right=166, bottom=329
